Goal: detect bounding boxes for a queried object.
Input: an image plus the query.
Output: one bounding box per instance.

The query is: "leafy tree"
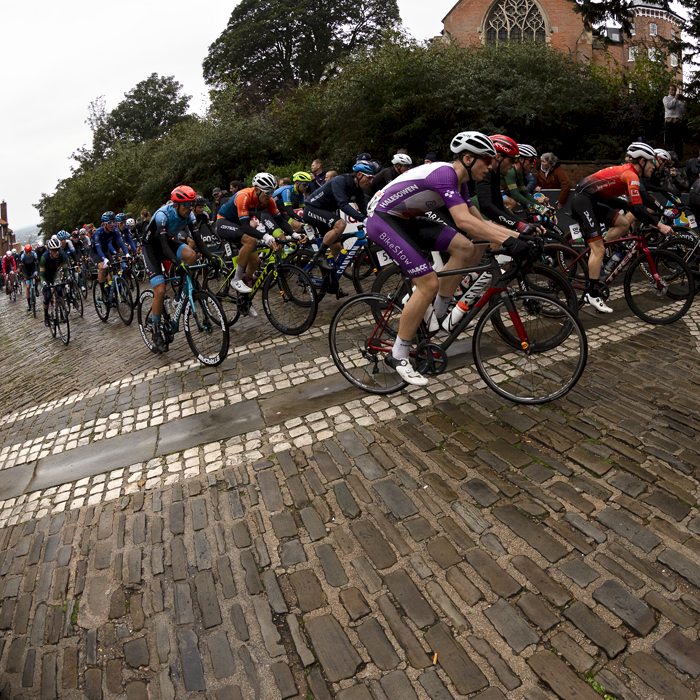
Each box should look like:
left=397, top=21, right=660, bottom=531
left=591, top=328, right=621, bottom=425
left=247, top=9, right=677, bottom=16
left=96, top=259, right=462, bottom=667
left=77, top=74, right=191, bottom=165
left=202, top=0, right=400, bottom=104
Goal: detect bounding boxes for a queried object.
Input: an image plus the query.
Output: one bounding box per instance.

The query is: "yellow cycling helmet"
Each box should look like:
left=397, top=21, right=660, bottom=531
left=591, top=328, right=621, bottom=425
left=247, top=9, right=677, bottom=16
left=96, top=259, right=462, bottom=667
left=293, top=171, right=314, bottom=183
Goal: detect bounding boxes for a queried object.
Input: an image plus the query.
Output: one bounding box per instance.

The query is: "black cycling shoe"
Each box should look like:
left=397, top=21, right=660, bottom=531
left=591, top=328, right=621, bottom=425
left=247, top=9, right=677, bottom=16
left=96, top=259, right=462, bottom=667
left=336, top=289, right=349, bottom=299
left=151, top=330, right=167, bottom=354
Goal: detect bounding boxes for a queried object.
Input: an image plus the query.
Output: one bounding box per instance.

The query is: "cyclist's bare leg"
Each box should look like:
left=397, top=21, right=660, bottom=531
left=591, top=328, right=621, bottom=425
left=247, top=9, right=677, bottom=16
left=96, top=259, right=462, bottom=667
left=152, top=282, right=166, bottom=316
left=234, top=235, right=257, bottom=281
left=395, top=272, right=439, bottom=350
left=437, top=236, right=477, bottom=300
left=587, top=238, right=605, bottom=282
left=179, top=247, right=198, bottom=266
left=246, top=252, right=259, bottom=280
left=290, top=219, right=303, bottom=234
left=323, top=219, right=346, bottom=258
left=602, top=215, right=630, bottom=243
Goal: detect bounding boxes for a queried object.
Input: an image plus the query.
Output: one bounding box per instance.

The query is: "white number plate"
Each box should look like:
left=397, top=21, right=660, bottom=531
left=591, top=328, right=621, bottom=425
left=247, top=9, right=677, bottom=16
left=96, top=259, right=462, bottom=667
left=376, top=250, right=392, bottom=267
left=689, top=215, right=698, bottom=228
left=569, top=223, right=582, bottom=240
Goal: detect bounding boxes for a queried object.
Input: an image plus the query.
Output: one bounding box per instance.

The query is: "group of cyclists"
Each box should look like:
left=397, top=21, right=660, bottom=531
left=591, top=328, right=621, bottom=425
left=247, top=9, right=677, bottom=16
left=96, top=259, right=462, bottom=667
left=10, top=131, right=693, bottom=387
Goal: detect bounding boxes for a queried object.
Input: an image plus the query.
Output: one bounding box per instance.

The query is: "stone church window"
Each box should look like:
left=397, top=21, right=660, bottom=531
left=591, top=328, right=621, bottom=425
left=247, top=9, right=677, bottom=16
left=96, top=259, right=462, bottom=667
left=485, top=0, right=546, bottom=44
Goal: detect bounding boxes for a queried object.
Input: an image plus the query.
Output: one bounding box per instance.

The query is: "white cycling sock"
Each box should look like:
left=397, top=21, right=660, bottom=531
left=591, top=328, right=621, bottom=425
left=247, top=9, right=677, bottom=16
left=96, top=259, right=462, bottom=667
left=433, top=294, right=451, bottom=318
left=391, top=337, right=412, bottom=361
left=234, top=264, right=245, bottom=281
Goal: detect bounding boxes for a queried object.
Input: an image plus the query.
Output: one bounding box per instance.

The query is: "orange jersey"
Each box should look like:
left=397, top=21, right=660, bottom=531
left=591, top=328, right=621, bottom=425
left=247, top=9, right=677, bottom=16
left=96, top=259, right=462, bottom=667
left=576, top=163, right=643, bottom=205
left=217, top=187, right=279, bottom=221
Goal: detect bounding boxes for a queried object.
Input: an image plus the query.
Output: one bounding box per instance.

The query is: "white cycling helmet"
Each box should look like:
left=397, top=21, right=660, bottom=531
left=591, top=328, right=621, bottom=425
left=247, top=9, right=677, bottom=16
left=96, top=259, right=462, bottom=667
left=79, top=228, right=87, bottom=235
left=627, top=142, right=656, bottom=161
left=518, top=144, right=537, bottom=158
left=450, top=131, right=497, bottom=158
left=654, top=148, right=672, bottom=163
left=126, top=218, right=136, bottom=227
left=47, top=237, right=61, bottom=250
left=252, top=172, right=277, bottom=194
left=391, top=153, right=412, bottom=166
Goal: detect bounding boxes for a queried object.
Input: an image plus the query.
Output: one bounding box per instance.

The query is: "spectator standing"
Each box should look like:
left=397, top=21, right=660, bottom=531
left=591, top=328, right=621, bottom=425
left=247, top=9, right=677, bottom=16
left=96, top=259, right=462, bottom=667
left=536, top=153, right=571, bottom=210
left=661, top=151, right=689, bottom=194
left=686, top=148, right=700, bottom=188
left=311, top=159, right=326, bottom=188
left=424, top=152, right=437, bottom=164
left=325, top=171, right=338, bottom=182
left=138, top=209, right=150, bottom=240
left=663, top=85, right=686, bottom=158
left=689, top=177, right=700, bottom=225
left=229, top=180, right=245, bottom=196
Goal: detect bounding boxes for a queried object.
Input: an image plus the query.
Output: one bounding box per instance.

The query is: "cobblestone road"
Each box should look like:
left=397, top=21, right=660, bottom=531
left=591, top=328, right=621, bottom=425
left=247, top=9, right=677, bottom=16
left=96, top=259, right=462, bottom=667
left=2, top=286, right=700, bottom=699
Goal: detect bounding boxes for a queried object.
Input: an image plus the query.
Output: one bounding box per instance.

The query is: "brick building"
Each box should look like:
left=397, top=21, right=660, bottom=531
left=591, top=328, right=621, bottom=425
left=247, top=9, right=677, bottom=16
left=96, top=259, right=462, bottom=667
left=442, top=0, right=683, bottom=74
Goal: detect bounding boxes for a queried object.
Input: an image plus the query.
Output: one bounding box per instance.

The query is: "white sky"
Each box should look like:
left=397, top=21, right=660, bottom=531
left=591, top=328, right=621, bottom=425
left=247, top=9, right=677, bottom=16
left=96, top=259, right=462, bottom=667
left=1, top=0, right=454, bottom=229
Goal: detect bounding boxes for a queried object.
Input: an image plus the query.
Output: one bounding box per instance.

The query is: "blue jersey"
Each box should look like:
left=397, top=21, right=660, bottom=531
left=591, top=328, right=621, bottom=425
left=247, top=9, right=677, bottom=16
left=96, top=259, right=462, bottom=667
left=21, top=251, right=38, bottom=271
left=151, top=202, right=196, bottom=235
left=273, top=184, right=305, bottom=210
left=94, top=225, right=128, bottom=259
left=116, top=225, right=137, bottom=252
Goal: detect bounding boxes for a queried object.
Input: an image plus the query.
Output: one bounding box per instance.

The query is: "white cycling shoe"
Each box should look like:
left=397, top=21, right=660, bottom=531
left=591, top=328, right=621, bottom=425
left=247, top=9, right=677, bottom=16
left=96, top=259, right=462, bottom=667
left=232, top=279, right=253, bottom=294
left=584, top=293, right=613, bottom=313
left=384, top=354, right=429, bottom=386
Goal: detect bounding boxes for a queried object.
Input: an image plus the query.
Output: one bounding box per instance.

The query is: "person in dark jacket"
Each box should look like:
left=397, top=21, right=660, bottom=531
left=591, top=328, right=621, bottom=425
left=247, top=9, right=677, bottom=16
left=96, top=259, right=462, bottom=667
left=686, top=149, right=700, bottom=189
left=365, top=154, right=413, bottom=202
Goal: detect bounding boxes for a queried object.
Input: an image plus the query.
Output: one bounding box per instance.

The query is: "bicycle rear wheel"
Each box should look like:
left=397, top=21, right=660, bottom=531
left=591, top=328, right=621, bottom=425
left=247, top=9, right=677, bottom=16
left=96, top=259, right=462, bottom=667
left=352, top=243, right=386, bottom=294
left=658, top=236, right=700, bottom=281
left=541, top=243, right=589, bottom=291
left=472, top=291, right=587, bottom=404
left=624, top=249, right=694, bottom=324
left=262, top=264, right=318, bottom=335
left=70, top=280, right=84, bottom=317
left=115, top=277, right=134, bottom=325
left=93, top=282, right=110, bottom=322
left=184, top=290, right=229, bottom=365
left=56, top=299, right=70, bottom=345
left=329, top=293, right=408, bottom=394
left=31, top=286, right=36, bottom=318
left=137, top=289, right=163, bottom=353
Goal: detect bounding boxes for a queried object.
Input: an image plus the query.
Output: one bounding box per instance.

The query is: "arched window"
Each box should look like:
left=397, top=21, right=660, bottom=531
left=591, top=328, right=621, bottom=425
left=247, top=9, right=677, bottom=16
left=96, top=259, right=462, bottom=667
left=485, top=0, right=547, bottom=45
left=649, top=22, right=657, bottom=36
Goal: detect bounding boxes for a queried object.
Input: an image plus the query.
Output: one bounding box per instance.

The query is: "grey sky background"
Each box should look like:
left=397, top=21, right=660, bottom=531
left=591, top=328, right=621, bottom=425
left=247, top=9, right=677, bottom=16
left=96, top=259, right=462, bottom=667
left=1, top=0, right=453, bottom=230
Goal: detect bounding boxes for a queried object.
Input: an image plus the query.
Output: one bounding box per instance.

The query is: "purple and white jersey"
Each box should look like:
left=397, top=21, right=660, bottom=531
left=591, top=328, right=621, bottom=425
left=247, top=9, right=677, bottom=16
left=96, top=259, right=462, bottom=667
left=373, top=162, right=473, bottom=218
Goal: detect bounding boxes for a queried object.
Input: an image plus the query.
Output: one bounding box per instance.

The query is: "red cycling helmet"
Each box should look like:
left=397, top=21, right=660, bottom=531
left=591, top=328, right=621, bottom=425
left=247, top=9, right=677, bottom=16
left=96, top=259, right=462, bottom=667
left=489, top=134, right=519, bottom=156
left=24, top=244, right=32, bottom=253
left=171, top=185, right=197, bottom=203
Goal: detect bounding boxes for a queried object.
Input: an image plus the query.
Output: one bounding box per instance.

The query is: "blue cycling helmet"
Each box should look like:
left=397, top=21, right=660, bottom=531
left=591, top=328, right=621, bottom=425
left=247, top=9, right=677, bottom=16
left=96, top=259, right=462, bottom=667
left=56, top=230, right=70, bottom=240
left=115, top=212, right=127, bottom=222
left=101, top=211, right=115, bottom=223
left=353, top=161, right=376, bottom=176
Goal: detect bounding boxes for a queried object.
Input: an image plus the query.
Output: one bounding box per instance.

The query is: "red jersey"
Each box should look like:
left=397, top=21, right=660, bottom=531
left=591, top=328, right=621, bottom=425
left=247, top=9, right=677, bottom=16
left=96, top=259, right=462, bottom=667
left=576, top=163, right=643, bottom=206
left=2, top=256, right=16, bottom=274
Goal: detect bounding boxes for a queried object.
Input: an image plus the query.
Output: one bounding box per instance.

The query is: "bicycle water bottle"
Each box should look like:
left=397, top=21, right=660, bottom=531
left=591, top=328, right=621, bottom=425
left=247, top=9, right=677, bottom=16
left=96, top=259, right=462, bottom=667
left=459, top=272, right=479, bottom=295
left=335, top=249, right=348, bottom=268
left=444, top=300, right=470, bottom=332
left=605, top=252, right=622, bottom=272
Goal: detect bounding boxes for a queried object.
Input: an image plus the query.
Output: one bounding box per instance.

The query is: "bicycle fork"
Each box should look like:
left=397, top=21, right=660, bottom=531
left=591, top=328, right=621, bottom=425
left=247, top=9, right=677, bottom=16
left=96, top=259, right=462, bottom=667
left=504, top=291, right=531, bottom=352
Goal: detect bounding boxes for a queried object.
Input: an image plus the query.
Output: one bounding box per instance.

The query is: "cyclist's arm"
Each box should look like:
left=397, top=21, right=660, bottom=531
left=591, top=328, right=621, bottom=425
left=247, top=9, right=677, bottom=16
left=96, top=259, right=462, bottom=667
left=271, top=213, right=295, bottom=237
left=189, top=221, right=216, bottom=262
left=475, top=177, right=524, bottom=230
left=114, top=232, right=129, bottom=257
left=504, top=169, right=538, bottom=209
left=276, top=199, right=304, bottom=222
left=449, top=203, right=513, bottom=244
left=331, top=178, right=366, bottom=222
left=122, top=228, right=137, bottom=252
left=94, top=235, right=108, bottom=260
left=39, top=256, right=47, bottom=284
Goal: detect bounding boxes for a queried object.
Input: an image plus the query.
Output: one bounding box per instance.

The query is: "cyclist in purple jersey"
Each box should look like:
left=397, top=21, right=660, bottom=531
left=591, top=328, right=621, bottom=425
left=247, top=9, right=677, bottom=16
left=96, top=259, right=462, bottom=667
left=366, top=130, right=532, bottom=386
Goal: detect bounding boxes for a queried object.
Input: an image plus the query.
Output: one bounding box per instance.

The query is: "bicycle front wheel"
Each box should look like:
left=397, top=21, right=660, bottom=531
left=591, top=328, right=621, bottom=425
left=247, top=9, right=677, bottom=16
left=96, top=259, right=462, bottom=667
left=56, top=299, right=70, bottom=345
left=31, top=287, right=36, bottom=318
left=329, top=293, right=408, bottom=395
left=93, top=283, right=110, bottom=322
left=184, top=290, right=229, bottom=366
left=262, top=264, right=318, bottom=335
left=472, top=291, right=587, bottom=404
left=624, top=249, right=695, bottom=324
left=71, top=280, right=84, bottom=317
left=115, top=278, right=134, bottom=325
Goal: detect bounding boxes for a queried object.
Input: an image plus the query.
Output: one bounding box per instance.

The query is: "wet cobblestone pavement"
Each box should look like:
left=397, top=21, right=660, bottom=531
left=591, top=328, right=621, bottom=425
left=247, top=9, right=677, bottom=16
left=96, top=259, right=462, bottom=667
left=2, top=288, right=700, bottom=699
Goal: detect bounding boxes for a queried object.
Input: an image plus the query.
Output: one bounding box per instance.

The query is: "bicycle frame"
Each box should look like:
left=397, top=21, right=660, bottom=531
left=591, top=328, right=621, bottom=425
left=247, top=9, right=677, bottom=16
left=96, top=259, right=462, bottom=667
left=373, top=252, right=534, bottom=356
left=555, top=235, right=662, bottom=289
left=163, top=264, right=207, bottom=332
left=302, top=232, right=368, bottom=281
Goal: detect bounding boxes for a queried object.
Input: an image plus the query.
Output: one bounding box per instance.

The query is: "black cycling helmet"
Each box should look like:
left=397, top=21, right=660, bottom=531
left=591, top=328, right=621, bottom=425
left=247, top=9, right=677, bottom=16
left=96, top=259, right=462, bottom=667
left=195, top=195, right=206, bottom=207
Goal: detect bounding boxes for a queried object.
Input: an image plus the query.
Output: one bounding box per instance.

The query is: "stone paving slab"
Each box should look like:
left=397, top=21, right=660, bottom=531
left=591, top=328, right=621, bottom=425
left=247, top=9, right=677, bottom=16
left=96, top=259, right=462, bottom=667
left=3, top=290, right=700, bottom=699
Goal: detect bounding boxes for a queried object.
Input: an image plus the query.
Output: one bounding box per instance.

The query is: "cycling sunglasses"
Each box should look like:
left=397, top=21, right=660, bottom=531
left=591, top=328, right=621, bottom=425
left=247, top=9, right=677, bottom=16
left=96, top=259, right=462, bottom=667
left=477, top=155, right=494, bottom=166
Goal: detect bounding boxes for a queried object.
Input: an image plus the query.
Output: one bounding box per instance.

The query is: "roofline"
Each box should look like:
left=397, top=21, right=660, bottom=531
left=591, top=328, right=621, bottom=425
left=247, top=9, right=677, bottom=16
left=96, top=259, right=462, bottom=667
left=442, top=0, right=466, bottom=23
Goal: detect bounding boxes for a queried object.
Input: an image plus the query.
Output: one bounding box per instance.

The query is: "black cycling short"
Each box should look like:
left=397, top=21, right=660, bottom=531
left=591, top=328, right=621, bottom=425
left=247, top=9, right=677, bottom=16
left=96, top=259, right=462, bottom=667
left=570, top=191, right=621, bottom=242
left=215, top=218, right=247, bottom=244
left=302, top=205, right=341, bottom=235
left=143, top=236, right=187, bottom=287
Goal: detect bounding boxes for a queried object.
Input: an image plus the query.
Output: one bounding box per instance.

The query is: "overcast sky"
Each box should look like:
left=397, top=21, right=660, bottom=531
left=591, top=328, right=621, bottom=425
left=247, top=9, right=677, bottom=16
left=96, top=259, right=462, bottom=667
left=1, top=0, right=456, bottom=230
